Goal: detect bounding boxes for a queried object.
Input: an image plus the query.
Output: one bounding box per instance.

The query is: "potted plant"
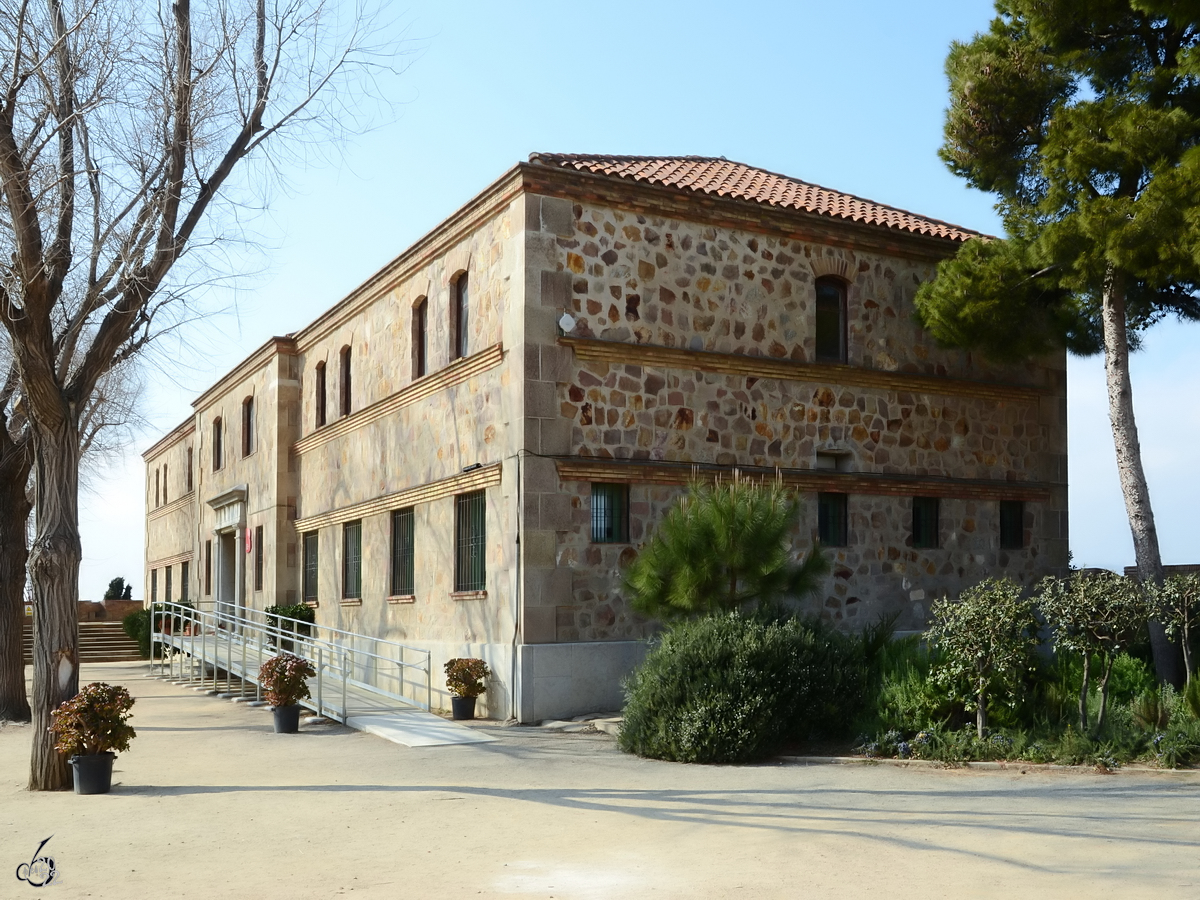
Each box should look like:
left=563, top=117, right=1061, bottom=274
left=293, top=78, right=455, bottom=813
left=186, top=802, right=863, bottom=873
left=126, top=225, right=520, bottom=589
left=444, top=658, right=491, bottom=720
left=259, top=653, right=316, bottom=733
left=50, top=682, right=136, bottom=795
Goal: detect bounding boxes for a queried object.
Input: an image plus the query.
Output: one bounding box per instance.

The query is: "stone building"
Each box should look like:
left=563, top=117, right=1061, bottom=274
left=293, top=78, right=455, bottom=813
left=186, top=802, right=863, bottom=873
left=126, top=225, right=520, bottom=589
left=142, top=154, right=1069, bottom=721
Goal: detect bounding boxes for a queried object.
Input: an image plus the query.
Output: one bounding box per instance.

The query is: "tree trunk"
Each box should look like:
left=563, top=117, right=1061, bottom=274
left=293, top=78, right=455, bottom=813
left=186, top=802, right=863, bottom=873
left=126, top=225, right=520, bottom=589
left=1100, top=268, right=1183, bottom=686
left=0, top=433, right=33, bottom=722
left=1183, top=619, right=1193, bottom=684
left=1095, top=655, right=1116, bottom=734
left=27, top=417, right=82, bottom=791
left=1078, top=653, right=1090, bottom=732
left=976, top=682, right=987, bottom=740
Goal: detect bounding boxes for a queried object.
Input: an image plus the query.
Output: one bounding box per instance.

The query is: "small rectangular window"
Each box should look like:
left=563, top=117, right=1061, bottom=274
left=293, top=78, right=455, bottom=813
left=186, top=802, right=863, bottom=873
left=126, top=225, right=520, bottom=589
left=242, top=397, right=254, bottom=457
left=303, top=532, right=319, bottom=603
left=254, top=524, right=264, bottom=592
left=181, top=561, right=190, bottom=604
left=204, top=540, right=212, bottom=596
left=455, top=491, right=486, bottom=592
left=342, top=520, right=362, bottom=599
left=154, top=468, right=160, bottom=507
left=591, top=483, right=629, bottom=543
left=150, top=568, right=158, bottom=604
left=315, top=363, right=327, bottom=427
left=818, top=493, right=848, bottom=547
left=391, top=507, right=415, bottom=596
left=1000, top=500, right=1024, bottom=550
left=912, top=496, right=940, bottom=549
left=454, top=274, right=469, bottom=360
left=212, top=418, right=224, bottom=471
left=815, top=278, right=847, bottom=363
left=413, top=299, right=428, bottom=379
left=340, top=347, right=352, bottom=417
left=165, top=565, right=173, bottom=603
left=162, top=464, right=168, bottom=503
left=186, top=447, right=194, bottom=493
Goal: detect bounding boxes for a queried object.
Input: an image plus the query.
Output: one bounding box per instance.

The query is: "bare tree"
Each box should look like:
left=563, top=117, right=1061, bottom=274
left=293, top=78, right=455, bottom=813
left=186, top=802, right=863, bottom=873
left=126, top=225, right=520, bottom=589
left=0, top=0, right=402, bottom=789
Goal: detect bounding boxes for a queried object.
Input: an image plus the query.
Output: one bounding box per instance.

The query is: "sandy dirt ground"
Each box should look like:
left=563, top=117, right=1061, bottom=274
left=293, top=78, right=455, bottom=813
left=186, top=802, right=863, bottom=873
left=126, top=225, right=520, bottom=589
left=2, top=661, right=1199, bottom=899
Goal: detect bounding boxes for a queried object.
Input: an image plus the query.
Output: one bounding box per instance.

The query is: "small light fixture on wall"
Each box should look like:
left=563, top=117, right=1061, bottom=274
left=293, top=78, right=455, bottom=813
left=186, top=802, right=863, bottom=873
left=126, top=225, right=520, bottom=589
left=558, top=313, right=576, bottom=334
left=462, top=463, right=482, bottom=473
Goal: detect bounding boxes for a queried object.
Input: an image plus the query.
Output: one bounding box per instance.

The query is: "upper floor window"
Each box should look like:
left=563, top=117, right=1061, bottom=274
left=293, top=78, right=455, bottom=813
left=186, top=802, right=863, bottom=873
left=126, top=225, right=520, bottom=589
left=212, top=417, right=224, bottom=471
left=413, top=297, right=428, bottom=379
left=241, top=396, right=254, bottom=457
left=186, top=447, right=194, bottom=493
left=815, top=277, right=847, bottom=363
left=339, top=346, right=352, bottom=417
left=452, top=273, right=469, bottom=360
left=154, top=468, right=160, bottom=507
left=162, top=464, right=168, bottom=503
left=591, top=483, right=629, bottom=543
left=315, top=361, right=327, bottom=427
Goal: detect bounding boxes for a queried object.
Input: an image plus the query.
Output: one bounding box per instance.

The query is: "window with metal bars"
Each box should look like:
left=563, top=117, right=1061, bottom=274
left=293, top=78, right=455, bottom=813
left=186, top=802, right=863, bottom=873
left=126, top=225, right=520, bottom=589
left=818, top=493, right=848, bottom=547
left=204, top=540, right=212, bottom=595
left=339, top=346, right=352, bottom=417
left=342, top=520, right=362, bottom=599
left=254, top=525, right=264, bottom=591
left=181, top=561, right=190, bottom=603
left=912, top=496, right=940, bottom=549
left=302, top=532, right=319, bottom=602
left=455, top=491, right=486, bottom=592
left=391, top=507, right=415, bottom=596
left=999, top=500, right=1025, bottom=550
left=591, top=483, right=629, bottom=543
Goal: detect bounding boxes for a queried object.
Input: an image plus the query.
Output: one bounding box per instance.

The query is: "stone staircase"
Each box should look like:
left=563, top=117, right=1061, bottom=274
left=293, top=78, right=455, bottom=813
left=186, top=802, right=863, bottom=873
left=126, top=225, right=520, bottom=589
left=22, top=620, right=145, bottom=664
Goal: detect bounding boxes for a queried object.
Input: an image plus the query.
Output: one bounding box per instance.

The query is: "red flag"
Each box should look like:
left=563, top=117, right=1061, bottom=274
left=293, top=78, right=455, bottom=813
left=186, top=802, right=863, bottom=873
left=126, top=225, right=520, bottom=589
left=245, top=527, right=253, bottom=554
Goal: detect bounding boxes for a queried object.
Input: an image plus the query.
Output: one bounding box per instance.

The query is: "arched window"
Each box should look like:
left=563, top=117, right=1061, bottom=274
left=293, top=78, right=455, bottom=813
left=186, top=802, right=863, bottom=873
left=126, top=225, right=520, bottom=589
left=339, top=345, right=352, bottom=417
left=314, top=361, right=327, bottom=427
left=814, top=276, right=847, bottom=363
left=413, top=297, right=428, bottom=379
left=452, top=273, right=469, bottom=360
left=212, top=417, right=223, bottom=471
left=241, top=396, right=254, bottom=457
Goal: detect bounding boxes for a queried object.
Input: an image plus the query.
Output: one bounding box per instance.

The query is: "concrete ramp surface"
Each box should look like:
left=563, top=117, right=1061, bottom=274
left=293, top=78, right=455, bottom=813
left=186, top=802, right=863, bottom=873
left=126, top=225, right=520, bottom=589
left=346, top=710, right=496, bottom=747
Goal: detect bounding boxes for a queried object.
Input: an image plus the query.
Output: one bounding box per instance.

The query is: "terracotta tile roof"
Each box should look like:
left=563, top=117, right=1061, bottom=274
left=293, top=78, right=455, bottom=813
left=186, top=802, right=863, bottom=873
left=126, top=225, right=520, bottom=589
left=529, top=153, right=979, bottom=242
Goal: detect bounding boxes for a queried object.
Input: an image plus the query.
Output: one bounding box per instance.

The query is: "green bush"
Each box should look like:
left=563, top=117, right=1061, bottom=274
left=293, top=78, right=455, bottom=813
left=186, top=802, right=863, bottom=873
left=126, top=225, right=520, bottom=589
left=122, top=609, right=150, bottom=658
left=619, top=612, right=865, bottom=764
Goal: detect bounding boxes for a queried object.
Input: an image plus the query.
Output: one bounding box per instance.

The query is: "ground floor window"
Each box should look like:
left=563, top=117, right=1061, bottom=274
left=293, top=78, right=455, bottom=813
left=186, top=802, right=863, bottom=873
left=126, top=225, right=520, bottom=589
left=912, top=496, right=939, bottom=549
left=1000, top=500, right=1024, bottom=549
left=165, top=565, right=173, bottom=603
left=391, top=507, right=415, bottom=596
left=150, top=568, right=158, bottom=604
left=204, top=540, right=212, bottom=595
left=181, top=561, right=190, bottom=603
left=817, top=492, right=848, bottom=547
left=455, top=491, right=486, bottom=592
left=303, top=532, right=319, bottom=603
left=254, top=525, right=264, bottom=592
left=591, top=483, right=629, bottom=543
left=343, top=520, right=362, bottom=600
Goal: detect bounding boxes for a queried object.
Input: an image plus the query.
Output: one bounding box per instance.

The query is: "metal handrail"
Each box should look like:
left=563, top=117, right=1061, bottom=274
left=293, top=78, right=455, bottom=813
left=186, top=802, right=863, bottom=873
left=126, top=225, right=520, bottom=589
left=150, top=600, right=433, bottom=719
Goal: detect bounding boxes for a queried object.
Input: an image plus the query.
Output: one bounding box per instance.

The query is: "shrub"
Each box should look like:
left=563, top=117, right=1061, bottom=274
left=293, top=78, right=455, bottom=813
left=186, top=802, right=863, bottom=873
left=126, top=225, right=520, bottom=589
left=1153, top=574, right=1200, bottom=683
left=266, top=603, right=315, bottom=651
left=928, top=578, right=1040, bottom=739
left=444, top=658, right=491, bottom=698
left=258, top=653, right=316, bottom=708
left=122, top=609, right=150, bottom=658
left=50, top=683, right=136, bottom=757
left=623, top=476, right=827, bottom=621
left=619, top=612, right=865, bottom=764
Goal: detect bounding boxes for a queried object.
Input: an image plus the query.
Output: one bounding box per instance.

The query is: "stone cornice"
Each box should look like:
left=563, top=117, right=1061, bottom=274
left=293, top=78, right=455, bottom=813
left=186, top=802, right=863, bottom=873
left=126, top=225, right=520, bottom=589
left=148, top=550, right=194, bottom=568
left=192, top=336, right=296, bottom=412
left=293, top=344, right=505, bottom=455
left=294, top=463, right=502, bottom=531
left=559, top=337, right=1046, bottom=404
left=142, top=417, right=195, bottom=460
left=555, top=457, right=1054, bottom=502
left=148, top=492, right=194, bottom=521
left=519, top=163, right=976, bottom=263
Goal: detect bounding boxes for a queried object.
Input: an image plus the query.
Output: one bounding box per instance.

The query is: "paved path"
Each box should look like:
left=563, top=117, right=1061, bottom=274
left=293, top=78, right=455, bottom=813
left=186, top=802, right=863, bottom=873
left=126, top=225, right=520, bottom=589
left=2, top=662, right=1198, bottom=899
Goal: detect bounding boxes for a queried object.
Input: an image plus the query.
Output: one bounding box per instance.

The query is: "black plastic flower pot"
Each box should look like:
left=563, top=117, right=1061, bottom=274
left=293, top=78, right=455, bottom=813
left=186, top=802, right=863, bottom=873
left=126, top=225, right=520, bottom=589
left=70, top=752, right=115, bottom=795
left=272, top=704, right=302, bottom=733
left=451, top=696, right=477, bottom=720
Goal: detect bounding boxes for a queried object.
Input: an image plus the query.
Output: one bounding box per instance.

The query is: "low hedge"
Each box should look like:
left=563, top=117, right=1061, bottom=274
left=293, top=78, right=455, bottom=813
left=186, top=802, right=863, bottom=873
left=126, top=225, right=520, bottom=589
left=619, top=612, right=866, bottom=764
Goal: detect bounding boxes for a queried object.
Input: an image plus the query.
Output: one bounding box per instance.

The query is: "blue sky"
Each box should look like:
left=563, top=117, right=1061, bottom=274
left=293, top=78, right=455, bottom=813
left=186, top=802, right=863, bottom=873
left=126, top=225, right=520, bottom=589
left=82, top=0, right=1200, bottom=600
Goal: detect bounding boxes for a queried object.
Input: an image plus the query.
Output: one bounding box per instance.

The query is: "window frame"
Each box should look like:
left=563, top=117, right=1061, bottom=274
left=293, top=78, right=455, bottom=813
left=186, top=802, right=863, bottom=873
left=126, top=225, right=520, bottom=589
left=339, top=345, right=352, bottom=418
left=454, top=490, right=486, bottom=593
left=302, top=531, right=319, bottom=603
left=342, top=520, right=362, bottom=600
left=254, top=524, right=264, bottom=592
left=212, top=417, right=223, bottom=471
left=814, top=276, right=848, bottom=364
left=817, top=492, right=849, bottom=547
left=912, top=496, right=940, bottom=549
left=999, top=500, right=1025, bottom=550
left=315, top=361, right=327, bottom=427
left=390, top=507, right=415, bottom=597
left=590, top=483, right=630, bottom=543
